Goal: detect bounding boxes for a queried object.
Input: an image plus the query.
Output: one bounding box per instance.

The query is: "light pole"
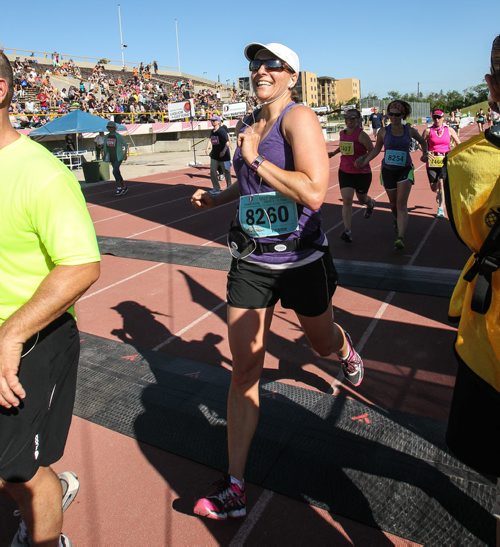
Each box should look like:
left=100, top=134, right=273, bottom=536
left=175, top=19, right=181, bottom=74
left=117, top=4, right=127, bottom=68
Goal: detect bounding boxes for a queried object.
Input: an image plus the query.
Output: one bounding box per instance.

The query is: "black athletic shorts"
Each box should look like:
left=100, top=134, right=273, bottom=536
left=338, top=170, right=372, bottom=194
left=227, top=251, right=338, bottom=316
left=426, top=167, right=444, bottom=185
left=380, top=165, right=415, bottom=190
left=0, top=313, right=79, bottom=483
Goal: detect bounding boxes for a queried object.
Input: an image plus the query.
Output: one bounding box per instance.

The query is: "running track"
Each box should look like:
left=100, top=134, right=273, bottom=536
left=1, top=123, right=493, bottom=547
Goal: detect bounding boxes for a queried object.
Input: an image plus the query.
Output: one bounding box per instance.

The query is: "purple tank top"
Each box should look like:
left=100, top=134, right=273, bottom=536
left=382, top=124, right=412, bottom=169
left=232, top=102, right=324, bottom=265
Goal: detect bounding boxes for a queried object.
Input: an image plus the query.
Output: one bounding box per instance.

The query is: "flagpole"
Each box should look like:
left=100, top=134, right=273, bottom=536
left=118, top=4, right=125, bottom=68
left=175, top=19, right=181, bottom=74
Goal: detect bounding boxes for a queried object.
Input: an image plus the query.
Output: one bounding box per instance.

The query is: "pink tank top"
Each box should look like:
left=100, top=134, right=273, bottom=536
left=339, top=127, right=371, bottom=174
left=428, top=125, right=451, bottom=154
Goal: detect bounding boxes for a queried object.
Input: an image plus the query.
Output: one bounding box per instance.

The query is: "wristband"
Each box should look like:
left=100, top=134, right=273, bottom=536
left=249, top=155, right=265, bottom=172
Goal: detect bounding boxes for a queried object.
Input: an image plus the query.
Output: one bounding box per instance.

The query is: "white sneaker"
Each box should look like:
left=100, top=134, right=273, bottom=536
left=58, top=471, right=80, bottom=513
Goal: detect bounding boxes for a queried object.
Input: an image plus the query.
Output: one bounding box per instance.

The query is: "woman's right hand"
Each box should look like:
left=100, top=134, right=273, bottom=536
left=191, top=188, right=217, bottom=209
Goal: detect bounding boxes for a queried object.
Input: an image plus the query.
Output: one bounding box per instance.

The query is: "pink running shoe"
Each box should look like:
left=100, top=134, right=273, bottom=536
left=194, top=474, right=246, bottom=520
left=339, top=331, right=364, bottom=387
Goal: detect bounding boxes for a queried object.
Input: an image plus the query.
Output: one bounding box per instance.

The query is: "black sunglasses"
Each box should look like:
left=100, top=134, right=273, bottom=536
left=432, top=114, right=443, bottom=119
left=249, top=59, right=287, bottom=72
left=388, top=112, right=403, bottom=117
left=344, top=116, right=359, bottom=120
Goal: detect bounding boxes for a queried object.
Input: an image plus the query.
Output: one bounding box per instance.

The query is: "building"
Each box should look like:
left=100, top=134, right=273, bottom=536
left=318, top=76, right=337, bottom=107
left=335, top=78, right=361, bottom=106
left=238, top=73, right=360, bottom=108
left=294, top=71, right=319, bottom=106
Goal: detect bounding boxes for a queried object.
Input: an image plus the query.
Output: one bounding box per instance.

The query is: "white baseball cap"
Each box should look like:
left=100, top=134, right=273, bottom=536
left=244, top=42, right=300, bottom=74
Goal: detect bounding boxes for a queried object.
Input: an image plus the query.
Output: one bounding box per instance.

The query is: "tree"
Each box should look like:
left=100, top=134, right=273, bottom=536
left=385, top=90, right=401, bottom=100
left=463, top=83, right=488, bottom=105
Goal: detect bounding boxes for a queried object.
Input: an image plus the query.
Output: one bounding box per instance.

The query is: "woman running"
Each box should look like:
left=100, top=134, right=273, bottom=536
left=476, top=108, right=486, bottom=132
left=190, top=41, right=364, bottom=521
left=328, top=108, right=375, bottom=243
left=422, top=108, right=460, bottom=217
left=356, top=100, right=428, bottom=250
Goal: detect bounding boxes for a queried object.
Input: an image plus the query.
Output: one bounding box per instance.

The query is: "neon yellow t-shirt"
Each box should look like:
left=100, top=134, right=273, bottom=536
left=0, top=135, right=101, bottom=324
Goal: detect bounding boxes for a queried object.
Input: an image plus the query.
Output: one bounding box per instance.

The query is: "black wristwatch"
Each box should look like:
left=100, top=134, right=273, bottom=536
left=249, top=155, right=265, bottom=172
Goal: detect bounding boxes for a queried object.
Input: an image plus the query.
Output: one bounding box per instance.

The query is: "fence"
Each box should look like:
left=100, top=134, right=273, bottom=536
left=360, top=99, right=431, bottom=123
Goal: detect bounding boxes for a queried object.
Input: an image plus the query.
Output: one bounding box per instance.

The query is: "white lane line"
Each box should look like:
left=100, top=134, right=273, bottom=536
left=152, top=302, right=226, bottom=351
left=228, top=489, right=274, bottom=547
left=79, top=263, right=164, bottom=301
left=125, top=206, right=218, bottom=238
left=93, top=193, right=191, bottom=224
left=331, top=191, right=440, bottom=388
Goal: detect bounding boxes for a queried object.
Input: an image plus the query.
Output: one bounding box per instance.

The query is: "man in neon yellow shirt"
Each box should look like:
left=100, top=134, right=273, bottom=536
left=0, top=51, right=100, bottom=546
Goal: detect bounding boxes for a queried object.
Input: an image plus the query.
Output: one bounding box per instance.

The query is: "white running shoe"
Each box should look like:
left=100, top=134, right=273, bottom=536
left=58, top=471, right=80, bottom=513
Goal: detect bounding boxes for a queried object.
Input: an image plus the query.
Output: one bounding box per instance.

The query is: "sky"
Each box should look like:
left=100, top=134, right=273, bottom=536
left=1, top=0, right=499, bottom=98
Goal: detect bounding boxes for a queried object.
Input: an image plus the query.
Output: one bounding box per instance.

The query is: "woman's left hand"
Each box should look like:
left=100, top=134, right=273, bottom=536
left=238, top=130, right=261, bottom=165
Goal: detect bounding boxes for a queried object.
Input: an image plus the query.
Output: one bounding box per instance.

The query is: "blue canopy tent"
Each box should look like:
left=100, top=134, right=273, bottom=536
left=30, top=110, right=126, bottom=151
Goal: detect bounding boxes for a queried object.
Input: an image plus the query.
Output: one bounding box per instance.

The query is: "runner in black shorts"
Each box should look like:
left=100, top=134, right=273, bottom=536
left=0, top=51, right=100, bottom=546
left=190, top=41, right=365, bottom=522
left=422, top=109, right=460, bottom=217
left=328, top=108, right=375, bottom=243
left=356, top=100, right=428, bottom=250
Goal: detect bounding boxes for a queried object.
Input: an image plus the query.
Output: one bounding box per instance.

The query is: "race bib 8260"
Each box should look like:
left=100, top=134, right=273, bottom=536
left=239, top=192, right=299, bottom=238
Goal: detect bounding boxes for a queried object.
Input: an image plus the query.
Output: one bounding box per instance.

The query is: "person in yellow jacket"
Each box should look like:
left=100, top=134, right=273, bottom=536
left=444, top=34, right=499, bottom=532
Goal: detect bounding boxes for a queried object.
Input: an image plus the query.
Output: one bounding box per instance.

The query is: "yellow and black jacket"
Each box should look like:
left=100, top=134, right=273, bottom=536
left=444, top=130, right=499, bottom=475
left=444, top=131, right=500, bottom=393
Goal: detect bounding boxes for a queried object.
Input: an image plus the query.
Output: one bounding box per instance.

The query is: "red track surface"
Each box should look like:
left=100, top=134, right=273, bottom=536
left=0, top=124, right=480, bottom=546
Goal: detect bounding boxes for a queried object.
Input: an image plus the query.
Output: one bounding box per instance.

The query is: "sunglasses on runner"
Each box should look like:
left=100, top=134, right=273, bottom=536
left=249, top=59, right=288, bottom=72
left=344, top=116, right=359, bottom=120
left=388, top=112, right=403, bottom=117
left=432, top=114, right=443, bottom=119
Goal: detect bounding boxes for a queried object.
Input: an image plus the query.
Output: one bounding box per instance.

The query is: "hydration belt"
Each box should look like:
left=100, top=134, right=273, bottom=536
left=254, top=229, right=329, bottom=254
left=228, top=224, right=328, bottom=257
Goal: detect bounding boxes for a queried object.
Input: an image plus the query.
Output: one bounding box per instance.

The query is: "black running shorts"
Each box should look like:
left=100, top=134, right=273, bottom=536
left=381, top=166, right=415, bottom=190
left=0, top=313, right=79, bottom=483
left=227, top=251, right=338, bottom=316
left=338, top=170, right=372, bottom=194
left=426, top=166, right=445, bottom=185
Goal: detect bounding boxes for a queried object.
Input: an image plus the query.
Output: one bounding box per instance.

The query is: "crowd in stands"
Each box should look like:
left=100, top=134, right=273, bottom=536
left=8, top=55, right=256, bottom=129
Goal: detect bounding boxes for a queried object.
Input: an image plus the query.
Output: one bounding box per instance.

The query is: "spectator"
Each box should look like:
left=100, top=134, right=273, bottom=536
left=103, top=120, right=129, bottom=196
left=94, top=131, right=105, bottom=160
left=369, top=106, right=383, bottom=140
left=206, top=114, right=232, bottom=193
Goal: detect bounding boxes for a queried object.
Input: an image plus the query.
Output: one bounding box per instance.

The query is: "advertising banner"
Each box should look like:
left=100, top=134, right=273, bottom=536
left=168, top=99, right=195, bottom=121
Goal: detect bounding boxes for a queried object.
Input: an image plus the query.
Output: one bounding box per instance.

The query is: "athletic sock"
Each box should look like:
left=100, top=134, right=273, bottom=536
left=230, top=475, right=244, bottom=488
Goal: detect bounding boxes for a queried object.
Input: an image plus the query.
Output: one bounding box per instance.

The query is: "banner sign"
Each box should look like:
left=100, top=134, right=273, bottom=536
left=168, top=99, right=195, bottom=121
left=222, top=102, right=247, bottom=118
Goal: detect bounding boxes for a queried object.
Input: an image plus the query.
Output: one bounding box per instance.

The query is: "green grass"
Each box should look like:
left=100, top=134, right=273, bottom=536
left=460, top=100, right=489, bottom=116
